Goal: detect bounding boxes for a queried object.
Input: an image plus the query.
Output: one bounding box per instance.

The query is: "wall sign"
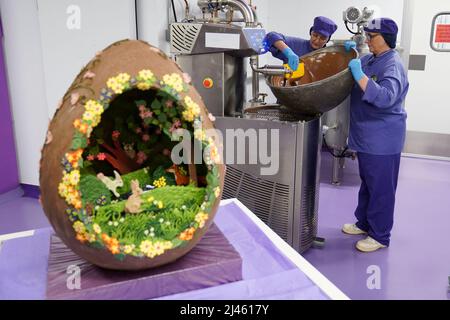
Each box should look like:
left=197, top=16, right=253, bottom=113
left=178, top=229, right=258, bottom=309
left=430, top=12, right=450, bottom=51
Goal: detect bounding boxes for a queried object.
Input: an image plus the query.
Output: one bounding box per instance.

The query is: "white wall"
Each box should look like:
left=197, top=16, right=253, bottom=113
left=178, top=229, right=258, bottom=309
left=0, top=0, right=136, bottom=186
left=0, top=0, right=50, bottom=186
left=136, top=0, right=170, bottom=53
left=38, top=0, right=136, bottom=118
left=404, top=0, right=450, bottom=135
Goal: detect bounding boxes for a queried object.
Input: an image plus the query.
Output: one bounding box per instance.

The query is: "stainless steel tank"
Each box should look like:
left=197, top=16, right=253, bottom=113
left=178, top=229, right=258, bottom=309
left=215, top=105, right=322, bottom=253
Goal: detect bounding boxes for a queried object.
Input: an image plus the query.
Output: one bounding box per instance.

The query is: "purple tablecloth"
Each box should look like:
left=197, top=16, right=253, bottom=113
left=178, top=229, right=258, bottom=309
left=0, top=201, right=328, bottom=300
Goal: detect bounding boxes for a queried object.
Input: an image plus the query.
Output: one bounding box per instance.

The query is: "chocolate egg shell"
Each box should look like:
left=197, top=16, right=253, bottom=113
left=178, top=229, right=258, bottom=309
left=39, top=40, right=224, bottom=270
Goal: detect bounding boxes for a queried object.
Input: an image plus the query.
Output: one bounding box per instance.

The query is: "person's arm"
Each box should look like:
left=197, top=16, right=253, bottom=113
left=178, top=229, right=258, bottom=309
left=362, top=74, right=404, bottom=109
left=348, top=59, right=368, bottom=91
left=349, top=59, right=405, bottom=108
left=273, top=40, right=289, bottom=51
left=264, top=32, right=299, bottom=70
left=264, top=32, right=286, bottom=50
left=357, top=76, right=369, bottom=92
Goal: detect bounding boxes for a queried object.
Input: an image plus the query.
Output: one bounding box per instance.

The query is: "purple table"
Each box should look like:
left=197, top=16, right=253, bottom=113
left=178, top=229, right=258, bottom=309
left=0, top=200, right=334, bottom=300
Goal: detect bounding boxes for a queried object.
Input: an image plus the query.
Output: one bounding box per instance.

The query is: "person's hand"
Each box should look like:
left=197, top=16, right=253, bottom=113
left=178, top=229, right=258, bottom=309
left=282, top=47, right=299, bottom=71
left=348, top=59, right=365, bottom=82
left=344, top=40, right=357, bottom=52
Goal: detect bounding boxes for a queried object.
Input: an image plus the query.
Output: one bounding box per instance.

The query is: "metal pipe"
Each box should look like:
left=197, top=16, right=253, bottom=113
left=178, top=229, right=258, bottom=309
left=197, top=0, right=256, bottom=26
left=250, top=56, right=259, bottom=101
left=227, top=0, right=255, bottom=26
left=250, top=57, right=289, bottom=75
left=195, top=18, right=246, bottom=23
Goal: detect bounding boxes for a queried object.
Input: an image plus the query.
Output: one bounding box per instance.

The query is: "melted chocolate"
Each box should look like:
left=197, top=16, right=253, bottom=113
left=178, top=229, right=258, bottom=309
left=272, top=51, right=355, bottom=87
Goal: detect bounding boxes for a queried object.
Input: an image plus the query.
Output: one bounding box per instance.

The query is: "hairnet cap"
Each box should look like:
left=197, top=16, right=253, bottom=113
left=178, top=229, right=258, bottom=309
left=364, top=18, right=398, bottom=35
left=311, top=16, right=338, bottom=38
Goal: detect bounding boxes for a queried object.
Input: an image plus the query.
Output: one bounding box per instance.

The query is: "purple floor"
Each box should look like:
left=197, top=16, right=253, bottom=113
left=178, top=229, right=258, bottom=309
left=1, top=153, right=449, bottom=299
left=0, top=189, right=50, bottom=235
left=304, top=153, right=450, bottom=300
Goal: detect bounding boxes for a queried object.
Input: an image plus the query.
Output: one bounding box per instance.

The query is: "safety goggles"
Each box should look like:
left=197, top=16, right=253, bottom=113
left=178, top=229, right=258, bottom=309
left=365, top=32, right=382, bottom=41
left=311, top=31, right=328, bottom=42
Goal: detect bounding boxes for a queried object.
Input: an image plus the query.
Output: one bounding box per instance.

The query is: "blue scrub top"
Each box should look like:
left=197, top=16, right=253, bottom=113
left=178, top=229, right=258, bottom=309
left=348, top=49, right=409, bottom=155
left=264, top=31, right=314, bottom=63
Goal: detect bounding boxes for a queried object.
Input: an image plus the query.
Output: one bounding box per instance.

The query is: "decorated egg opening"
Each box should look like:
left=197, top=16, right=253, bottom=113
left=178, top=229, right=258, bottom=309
left=39, top=40, right=224, bottom=270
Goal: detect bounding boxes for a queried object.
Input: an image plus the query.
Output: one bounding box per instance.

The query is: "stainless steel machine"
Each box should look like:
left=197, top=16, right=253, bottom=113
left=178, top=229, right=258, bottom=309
left=321, top=6, right=374, bottom=185
left=170, top=0, right=266, bottom=116
left=169, top=0, right=356, bottom=253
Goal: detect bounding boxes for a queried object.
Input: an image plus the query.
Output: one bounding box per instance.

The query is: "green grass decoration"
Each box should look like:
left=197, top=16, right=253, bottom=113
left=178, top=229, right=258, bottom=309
left=79, top=174, right=112, bottom=206
left=116, top=167, right=153, bottom=195
left=92, top=185, right=206, bottom=247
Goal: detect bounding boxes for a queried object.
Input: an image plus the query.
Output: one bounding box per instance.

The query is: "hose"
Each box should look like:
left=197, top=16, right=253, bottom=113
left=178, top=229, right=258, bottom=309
left=171, top=0, right=178, bottom=22
left=322, top=133, right=350, bottom=159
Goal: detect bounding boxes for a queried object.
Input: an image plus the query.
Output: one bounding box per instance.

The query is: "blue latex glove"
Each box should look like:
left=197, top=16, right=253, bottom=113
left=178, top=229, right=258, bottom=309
left=344, top=40, right=357, bottom=52
left=282, top=47, right=299, bottom=71
left=348, top=59, right=365, bottom=82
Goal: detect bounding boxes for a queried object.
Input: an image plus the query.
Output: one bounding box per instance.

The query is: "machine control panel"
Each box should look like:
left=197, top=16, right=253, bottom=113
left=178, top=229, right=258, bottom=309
left=242, top=28, right=267, bottom=54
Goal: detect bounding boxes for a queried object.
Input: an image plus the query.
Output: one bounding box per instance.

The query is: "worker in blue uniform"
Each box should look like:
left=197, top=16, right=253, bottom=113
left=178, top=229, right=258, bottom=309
left=263, top=16, right=338, bottom=71
left=342, top=18, right=409, bottom=252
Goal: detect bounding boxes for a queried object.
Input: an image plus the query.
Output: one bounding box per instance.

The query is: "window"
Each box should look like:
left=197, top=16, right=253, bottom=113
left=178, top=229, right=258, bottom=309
left=430, top=12, right=450, bottom=52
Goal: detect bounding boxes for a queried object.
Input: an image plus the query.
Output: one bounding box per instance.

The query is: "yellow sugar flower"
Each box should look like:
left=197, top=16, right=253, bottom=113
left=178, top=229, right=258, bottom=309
left=140, top=240, right=153, bottom=255
left=73, top=221, right=86, bottom=234
left=58, top=183, right=68, bottom=197
left=138, top=69, right=154, bottom=81
left=182, top=96, right=201, bottom=122
left=93, top=223, right=102, bottom=234
left=195, top=211, right=209, bottom=228
left=68, top=170, right=80, bottom=185
left=86, top=233, right=96, bottom=243
left=91, top=114, right=101, bottom=127
left=153, top=176, right=166, bottom=188
left=123, top=245, right=134, bottom=254
left=137, top=82, right=151, bottom=91
left=162, top=73, right=184, bottom=92
left=194, top=129, right=206, bottom=141
left=107, top=77, right=118, bottom=88
left=107, top=74, right=129, bottom=94
left=82, top=111, right=95, bottom=122
left=116, top=73, right=130, bottom=83
left=153, top=241, right=165, bottom=256
left=214, top=186, right=221, bottom=198
left=84, top=100, right=104, bottom=115
left=62, top=172, right=71, bottom=185
left=85, top=103, right=103, bottom=117
left=163, top=241, right=173, bottom=250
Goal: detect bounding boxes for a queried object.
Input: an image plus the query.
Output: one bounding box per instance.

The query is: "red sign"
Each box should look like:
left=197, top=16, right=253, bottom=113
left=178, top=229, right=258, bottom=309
left=435, top=24, right=450, bottom=43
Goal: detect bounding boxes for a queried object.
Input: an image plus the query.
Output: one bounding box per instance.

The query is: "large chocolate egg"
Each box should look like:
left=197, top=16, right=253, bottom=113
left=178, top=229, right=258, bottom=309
left=39, top=40, right=224, bottom=270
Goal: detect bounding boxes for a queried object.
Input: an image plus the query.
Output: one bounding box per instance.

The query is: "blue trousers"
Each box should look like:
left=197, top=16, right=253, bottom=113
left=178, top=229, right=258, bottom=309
left=354, top=152, right=401, bottom=246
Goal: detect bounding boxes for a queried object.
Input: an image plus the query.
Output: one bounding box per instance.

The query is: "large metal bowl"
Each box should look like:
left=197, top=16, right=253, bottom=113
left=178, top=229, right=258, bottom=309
left=266, top=45, right=358, bottom=116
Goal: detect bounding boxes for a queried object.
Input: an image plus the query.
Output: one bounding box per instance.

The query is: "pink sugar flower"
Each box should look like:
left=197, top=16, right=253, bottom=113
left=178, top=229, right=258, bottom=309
left=112, top=130, right=120, bottom=140
left=97, top=153, right=106, bottom=161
